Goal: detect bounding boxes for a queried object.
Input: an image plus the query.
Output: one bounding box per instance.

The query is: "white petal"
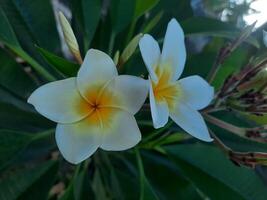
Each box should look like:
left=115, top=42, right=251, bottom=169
left=103, top=75, right=149, bottom=114
left=170, top=102, right=212, bottom=142
left=161, top=18, right=186, bottom=81
left=56, top=119, right=101, bottom=164
left=77, top=49, right=118, bottom=101
left=100, top=110, right=141, bottom=151
left=149, top=80, right=169, bottom=128
left=139, top=34, right=160, bottom=82
left=179, top=75, right=214, bottom=110
left=28, top=78, right=90, bottom=123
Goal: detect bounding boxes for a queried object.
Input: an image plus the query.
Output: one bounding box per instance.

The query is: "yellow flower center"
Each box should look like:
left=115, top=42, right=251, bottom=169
left=78, top=84, right=120, bottom=128
left=152, top=64, right=181, bottom=110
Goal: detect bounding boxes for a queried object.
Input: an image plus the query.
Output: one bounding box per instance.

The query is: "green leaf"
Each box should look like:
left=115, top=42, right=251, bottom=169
left=0, top=48, right=37, bottom=98
left=82, top=0, right=102, bottom=49
left=0, top=88, right=32, bottom=111
left=0, top=4, right=56, bottom=81
left=17, top=161, right=58, bottom=200
left=142, top=151, right=202, bottom=200
left=60, top=163, right=94, bottom=200
left=166, top=144, right=267, bottom=200
left=0, top=102, right=54, bottom=132
left=0, top=130, right=34, bottom=170
left=0, top=0, right=60, bottom=53
left=36, top=46, right=80, bottom=77
left=143, top=11, right=163, bottom=33
left=0, top=7, right=19, bottom=48
left=0, top=161, right=58, bottom=200
left=110, top=0, right=135, bottom=34
left=133, top=0, right=159, bottom=20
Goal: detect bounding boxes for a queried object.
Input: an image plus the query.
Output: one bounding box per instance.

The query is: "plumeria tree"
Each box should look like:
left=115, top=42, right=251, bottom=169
left=1, top=0, right=267, bottom=200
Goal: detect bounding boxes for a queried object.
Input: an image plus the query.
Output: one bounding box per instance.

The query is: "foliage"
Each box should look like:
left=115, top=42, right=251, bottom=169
left=1, top=0, right=267, bottom=199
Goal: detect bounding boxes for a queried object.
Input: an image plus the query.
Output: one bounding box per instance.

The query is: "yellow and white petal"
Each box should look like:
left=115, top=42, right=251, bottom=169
left=149, top=80, right=169, bottom=128
left=28, top=78, right=90, bottom=124
left=139, top=34, right=160, bottom=82
left=170, top=102, right=212, bottom=142
left=100, top=110, right=141, bottom=151
left=56, top=119, right=101, bottom=164
left=179, top=75, right=214, bottom=110
left=161, top=18, right=186, bottom=81
left=102, top=75, right=149, bottom=114
left=77, top=49, right=118, bottom=101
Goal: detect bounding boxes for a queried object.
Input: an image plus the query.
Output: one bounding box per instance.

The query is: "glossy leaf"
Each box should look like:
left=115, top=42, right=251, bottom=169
left=110, top=0, right=135, bottom=33
left=0, top=48, right=37, bottom=98
left=82, top=0, right=102, bottom=49
left=0, top=161, right=58, bottom=200
left=36, top=46, right=80, bottom=77
left=0, top=130, right=34, bottom=170
left=133, top=0, right=159, bottom=20
left=166, top=144, right=267, bottom=200
left=0, top=102, right=54, bottom=132
left=0, top=7, right=19, bottom=48
left=0, top=0, right=60, bottom=53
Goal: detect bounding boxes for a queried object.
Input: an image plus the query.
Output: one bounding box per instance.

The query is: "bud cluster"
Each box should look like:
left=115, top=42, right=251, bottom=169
left=216, top=58, right=267, bottom=116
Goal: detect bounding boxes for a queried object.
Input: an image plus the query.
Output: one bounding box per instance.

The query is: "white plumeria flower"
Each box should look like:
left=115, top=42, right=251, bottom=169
left=139, top=18, right=214, bottom=142
left=28, top=49, right=148, bottom=164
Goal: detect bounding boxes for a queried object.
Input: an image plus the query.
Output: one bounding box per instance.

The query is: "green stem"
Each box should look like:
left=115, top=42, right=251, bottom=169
left=135, top=148, right=145, bottom=200
left=11, top=46, right=56, bottom=81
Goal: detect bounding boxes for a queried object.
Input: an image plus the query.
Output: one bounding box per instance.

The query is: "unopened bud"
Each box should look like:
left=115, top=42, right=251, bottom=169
left=113, top=50, right=120, bottom=66
left=120, top=33, right=143, bottom=66
left=59, top=12, right=82, bottom=64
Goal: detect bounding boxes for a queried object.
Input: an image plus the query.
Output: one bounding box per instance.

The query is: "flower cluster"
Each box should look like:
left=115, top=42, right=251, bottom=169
left=28, top=18, right=214, bottom=164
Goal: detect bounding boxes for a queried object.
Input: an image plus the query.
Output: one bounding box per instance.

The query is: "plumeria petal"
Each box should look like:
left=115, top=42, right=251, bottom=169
left=100, top=110, right=141, bottom=150
left=56, top=119, right=101, bottom=164
left=103, top=75, right=149, bottom=114
left=179, top=75, right=214, bottom=110
left=161, top=18, right=186, bottom=81
left=149, top=80, right=169, bottom=128
left=77, top=49, right=118, bottom=102
left=139, top=34, right=160, bottom=82
left=28, top=78, right=90, bottom=123
left=170, top=102, right=213, bottom=142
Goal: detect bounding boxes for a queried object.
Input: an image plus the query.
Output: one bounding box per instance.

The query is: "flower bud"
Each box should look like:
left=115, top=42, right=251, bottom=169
left=120, top=33, right=143, bottom=66
left=59, top=12, right=82, bottom=64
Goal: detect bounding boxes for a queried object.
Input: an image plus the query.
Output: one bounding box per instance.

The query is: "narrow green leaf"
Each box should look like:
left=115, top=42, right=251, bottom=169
left=143, top=11, right=163, bottom=33
left=82, top=0, right=102, bottom=49
left=36, top=46, right=80, bottom=77
left=0, top=161, right=58, bottom=200
left=133, top=0, right=159, bottom=20
left=142, top=151, right=202, bottom=200
left=110, top=0, right=135, bottom=34
left=0, top=7, right=20, bottom=47
left=0, top=6, right=55, bottom=81
left=0, top=48, right=36, bottom=98
left=0, top=102, right=54, bottom=132
left=18, top=161, right=58, bottom=200
left=0, top=0, right=60, bottom=53
left=166, top=144, right=267, bottom=200
left=0, top=130, right=34, bottom=170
